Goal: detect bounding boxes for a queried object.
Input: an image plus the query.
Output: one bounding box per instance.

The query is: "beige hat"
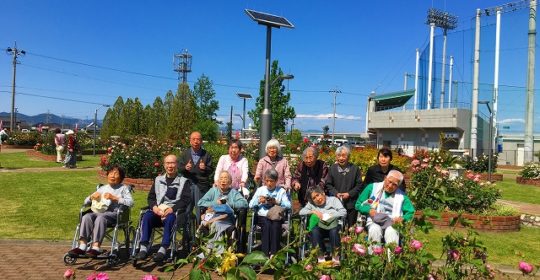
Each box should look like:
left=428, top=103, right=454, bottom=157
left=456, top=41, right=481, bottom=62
left=65, top=130, right=75, bottom=135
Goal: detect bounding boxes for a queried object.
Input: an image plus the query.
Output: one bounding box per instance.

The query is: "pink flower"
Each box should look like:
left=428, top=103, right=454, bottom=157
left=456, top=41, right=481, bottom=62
left=95, top=272, right=110, bottom=280
left=449, top=250, right=460, bottom=261
left=341, top=236, right=352, bottom=243
left=305, top=264, right=313, bottom=271
left=154, top=161, right=160, bottom=167
left=352, top=243, right=366, bottom=256
left=412, top=159, right=420, bottom=166
left=423, top=158, right=430, bottom=163
left=355, top=226, right=364, bottom=234
left=141, top=275, right=158, bottom=280
left=410, top=240, right=423, bottom=250
left=394, top=246, right=403, bottom=254
left=473, top=177, right=481, bottom=183
left=466, top=172, right=475, bottom=180
left=63, top=269, right=74, bottom=279
left=320, top=275, right=331, bottom=280
left=372, top=246, right=384, bottom=255
left=519, top=261, right=534, bottom=274
left=427, top=274, right=436, bottom=280
left=421, top=163, right=428, bottom=168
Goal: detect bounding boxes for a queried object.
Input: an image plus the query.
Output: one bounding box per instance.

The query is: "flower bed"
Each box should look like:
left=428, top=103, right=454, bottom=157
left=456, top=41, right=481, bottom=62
left=417, top=211, right=520, bottom=232
left=478, top=173, right=503, bottom=182
left=516, top=176, right=540, bottom=187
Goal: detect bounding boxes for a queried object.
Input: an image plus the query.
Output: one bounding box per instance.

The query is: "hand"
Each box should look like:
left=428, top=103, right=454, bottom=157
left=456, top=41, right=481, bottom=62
left=186, top=160, right=193, bottom=171
left=258, top=196, right=266, bottom=204
left=162, top=207, right=173, bottom=217
left=152, top=206, right=162, bottom=216
left=338, top=193, right=350, bottom=200
left=392, top=217, right=403, bottom=224
left=254, top=176, right=261, bottom=183
left=103, top=192, right=117, bottom=201
left=199, top=160, right=206, bottom=170
left=90, top=192, right=101, bottom=200
left=312, top=210, right=323, bottom=220
left=293, top=182, right=301, bottom=191
left=369, top=209, right=377, bottom=217
left=267, top=197, right=276, bottom=205
left=216, top=199, right=222, bottom=205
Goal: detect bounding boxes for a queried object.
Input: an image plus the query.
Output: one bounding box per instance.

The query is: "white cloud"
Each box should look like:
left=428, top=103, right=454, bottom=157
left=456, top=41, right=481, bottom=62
left=498, top=118, right=525, bottom=124
left=296, top=113, right=362, bottom=120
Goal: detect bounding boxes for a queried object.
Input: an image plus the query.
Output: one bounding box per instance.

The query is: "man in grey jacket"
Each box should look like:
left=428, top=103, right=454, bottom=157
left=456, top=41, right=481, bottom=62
left=136, top=154, right=192, bottom=263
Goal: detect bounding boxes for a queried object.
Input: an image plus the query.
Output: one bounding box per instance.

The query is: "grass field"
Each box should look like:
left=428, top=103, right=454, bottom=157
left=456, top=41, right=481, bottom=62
left=0, top=151, right=101, bottom=169
left=495, top=168, right=540, bottom=205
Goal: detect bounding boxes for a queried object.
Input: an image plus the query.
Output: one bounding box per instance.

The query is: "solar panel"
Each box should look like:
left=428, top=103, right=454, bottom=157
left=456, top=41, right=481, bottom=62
left=245, top=9, right=294, bottom=29
left=237, top=93, right=253, bottom=99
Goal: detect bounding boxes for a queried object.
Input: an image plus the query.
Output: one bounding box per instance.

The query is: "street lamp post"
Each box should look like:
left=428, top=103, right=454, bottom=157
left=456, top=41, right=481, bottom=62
left=93, top=105, right=110, bottom=156
left=245, top=9, right=294, bottom=159
left=479, top=100, right=493, bottom=182
left=236, top=93, right=252, bottom=138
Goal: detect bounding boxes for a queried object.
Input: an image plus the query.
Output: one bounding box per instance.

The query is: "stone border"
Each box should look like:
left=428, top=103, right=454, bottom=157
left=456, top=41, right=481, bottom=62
left=516, top=176, right=540, bottom=187
left=521, top=214, right=540, bottom=227
left=416, top=211, right=520, bottom=232
left=98, top=170, right=153, bottom=191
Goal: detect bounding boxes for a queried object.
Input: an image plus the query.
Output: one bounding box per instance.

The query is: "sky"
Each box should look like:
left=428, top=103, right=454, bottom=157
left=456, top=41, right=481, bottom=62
left=1, top=0, right=538, bottom=134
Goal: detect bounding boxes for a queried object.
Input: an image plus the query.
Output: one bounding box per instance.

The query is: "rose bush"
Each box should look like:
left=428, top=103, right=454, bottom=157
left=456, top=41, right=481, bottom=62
left=519, top=162, right=540, bottom=180
left=318, top=146, right=411, bottom=174
left=5, top=131, right=41, bottom=146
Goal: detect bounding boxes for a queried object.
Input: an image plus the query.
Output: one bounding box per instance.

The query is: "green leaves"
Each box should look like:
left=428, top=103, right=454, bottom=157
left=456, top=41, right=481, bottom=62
left=240, top=251, right=268, bottom=265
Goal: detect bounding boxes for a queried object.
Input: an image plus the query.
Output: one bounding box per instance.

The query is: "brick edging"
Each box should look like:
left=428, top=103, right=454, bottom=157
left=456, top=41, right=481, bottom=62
left=516, top=176, right=540, bottom=187
left=415, top=211, right=520, bottom=232
left=478, top=173, right=503, bottom=182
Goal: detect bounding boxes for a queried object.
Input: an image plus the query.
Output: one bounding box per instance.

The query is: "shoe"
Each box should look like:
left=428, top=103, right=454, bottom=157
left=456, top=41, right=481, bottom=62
left=68, top=247, right=85, bottom=257
left=86, top=249, right=101, bottom=258
left=136, top=250, right=148, bottom=260
left=153, top=252, right=166, bottom=263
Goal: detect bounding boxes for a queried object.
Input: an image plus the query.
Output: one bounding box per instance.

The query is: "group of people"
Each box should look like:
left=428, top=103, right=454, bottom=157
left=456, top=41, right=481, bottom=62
left=67, top=130, right=415, bottom=265
left=54, top=128, right=77, bottom=168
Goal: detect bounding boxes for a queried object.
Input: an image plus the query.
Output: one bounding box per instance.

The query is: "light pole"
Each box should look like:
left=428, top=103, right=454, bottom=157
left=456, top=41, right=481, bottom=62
left=236, top=93, right=252, bottom=138
left=330, top=89, right=341, bottom=144
left=479, top=100, right=493, bottom=182
left=93, top=105, right=110, bottom=156
left=245, top=9, right=294, bottom=159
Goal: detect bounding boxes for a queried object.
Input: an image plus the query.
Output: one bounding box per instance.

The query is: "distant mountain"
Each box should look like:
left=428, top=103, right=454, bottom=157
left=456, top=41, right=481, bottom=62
left=0, top=112, right=97, bottom=127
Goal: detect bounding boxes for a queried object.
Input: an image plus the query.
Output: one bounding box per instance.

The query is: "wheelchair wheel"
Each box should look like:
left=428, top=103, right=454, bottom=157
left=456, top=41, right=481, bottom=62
left=63, top=253, right=77, bottom=265
left=106, top=253, right=119, bottom=266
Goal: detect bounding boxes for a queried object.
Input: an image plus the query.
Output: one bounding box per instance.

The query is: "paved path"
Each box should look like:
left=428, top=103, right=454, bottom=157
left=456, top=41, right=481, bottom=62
left=499, top=199, right=540, bottom=216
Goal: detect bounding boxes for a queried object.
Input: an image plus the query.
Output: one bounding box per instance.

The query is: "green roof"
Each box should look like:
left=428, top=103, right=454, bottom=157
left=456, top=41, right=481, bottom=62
left=372, top=89, right=414, bottom=111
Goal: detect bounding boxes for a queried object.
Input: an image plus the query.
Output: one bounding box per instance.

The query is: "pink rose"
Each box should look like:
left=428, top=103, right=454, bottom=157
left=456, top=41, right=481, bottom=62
left=466, top=172, right=475, bottom=180
left=341, top=236, right=352, bottom=243
left=412, top=159, right=420, bottom=166
left=352, top=243, right=366, bottom=256
left=305, top=264, right=313, bottom=272
left=423, top=158, right=430, bottom=163
left=141, top=275, right=159, bottom=280
left=394, top=246, right=403, bottom=254
left=63, top=269, right=74, bottom=279
left=410, top=240, right=423, bottom=250
left=96, top=272, right=110, bottom=280
left=320, top=275, right=331, bottom=280
left=519, top=261, right=534, bottom=274
left=421, top=163, right=428, bottom=168
left=372, top=246, right=384, bottom=255
left=87, top=272, right=97, bottom=280
left=427, top=274, right=436, bottom=280
left=449, top=250, right=460, bottom=261
left=355, top=226, right=364, bottom=234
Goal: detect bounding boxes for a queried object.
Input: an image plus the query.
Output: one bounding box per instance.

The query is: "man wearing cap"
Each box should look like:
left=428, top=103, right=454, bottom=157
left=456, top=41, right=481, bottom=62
left=355, top=170, right=415, bottom=249
left=136, top=154, right=192, bottom=263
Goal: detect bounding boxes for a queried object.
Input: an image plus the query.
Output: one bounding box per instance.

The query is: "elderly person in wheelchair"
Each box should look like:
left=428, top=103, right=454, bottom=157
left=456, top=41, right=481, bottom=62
left=67, top=165, right=134, bottom=258
left=198, top=171, right=248, bottom=247
left=299, top=187, right=346, bottom=264
left=135, top=154, right=192, bottom=263
left=355, top=170, right=415, bottom=251
left=249, top=168, right=291, bottom=257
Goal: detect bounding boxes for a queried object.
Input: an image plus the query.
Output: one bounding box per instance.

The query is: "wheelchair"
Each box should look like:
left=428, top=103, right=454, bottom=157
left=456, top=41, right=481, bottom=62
left=297, top=213, right=346, bottom=260
left=131, top=203, right=196, bottom=266
left=246, top=205, right=293, bottom=263
left=63, top=184, right=134, bottom=266
left=194, top=205, right=248, bottom=253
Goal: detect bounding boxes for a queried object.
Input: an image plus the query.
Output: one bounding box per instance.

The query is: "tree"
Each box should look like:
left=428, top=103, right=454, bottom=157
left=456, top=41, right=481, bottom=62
left=167, top=83, right=197, bottom=141
left=101, top=96, right=124, bottom=138
left=193, top=74, right=220, bottom=122
left=248, top=60, right=295, bottom=135
left=147, top=96, right=166, bottom=139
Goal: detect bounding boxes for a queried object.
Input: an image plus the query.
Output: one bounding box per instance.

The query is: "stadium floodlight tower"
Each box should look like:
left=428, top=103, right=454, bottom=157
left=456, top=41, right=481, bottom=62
left=245, top=9, right=294, bottom=159
left=173, top=49, right=192, bottom=84
left=426, top=8, right=457, bottom=109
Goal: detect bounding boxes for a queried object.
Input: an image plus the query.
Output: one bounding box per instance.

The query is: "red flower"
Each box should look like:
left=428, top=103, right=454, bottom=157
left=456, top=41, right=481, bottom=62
left=154, top=161, right=160, bottom=167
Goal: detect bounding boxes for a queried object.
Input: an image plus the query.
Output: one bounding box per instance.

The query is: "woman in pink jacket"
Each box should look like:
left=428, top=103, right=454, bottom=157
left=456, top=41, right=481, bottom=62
left=254, top=139, right=291, bottom=189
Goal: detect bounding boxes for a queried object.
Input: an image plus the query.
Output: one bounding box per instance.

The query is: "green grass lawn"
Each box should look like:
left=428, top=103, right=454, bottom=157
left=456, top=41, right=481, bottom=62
left=417, top=227, right=540, bottom=267
left=496, top=177, right=540, bottom=205
left=0, top=151, right=100, bottom=169
left=0, top=170, right=147, bottom=240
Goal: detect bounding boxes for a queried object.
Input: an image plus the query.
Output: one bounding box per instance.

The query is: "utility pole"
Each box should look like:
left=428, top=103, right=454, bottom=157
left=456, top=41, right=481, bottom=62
left=525, top=0, right=537, bottom=163
left=7, top=43, right=25, bottom=131
left=330, top=89, right=341, bottom=144
left=173, top=49, right=192, bottom=84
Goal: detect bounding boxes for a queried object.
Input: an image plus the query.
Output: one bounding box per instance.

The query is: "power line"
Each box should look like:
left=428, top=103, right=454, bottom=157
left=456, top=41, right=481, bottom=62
left=0, top=90, right=109, bottom=106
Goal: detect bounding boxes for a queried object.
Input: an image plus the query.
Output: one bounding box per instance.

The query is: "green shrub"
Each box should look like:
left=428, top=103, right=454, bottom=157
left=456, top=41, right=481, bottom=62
left=5, top=131, right=40, bottom=146
left=463, top=154, right=498, bottom=173
left=519, top=162, right=540, bottom=179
